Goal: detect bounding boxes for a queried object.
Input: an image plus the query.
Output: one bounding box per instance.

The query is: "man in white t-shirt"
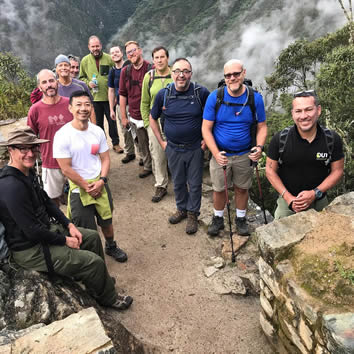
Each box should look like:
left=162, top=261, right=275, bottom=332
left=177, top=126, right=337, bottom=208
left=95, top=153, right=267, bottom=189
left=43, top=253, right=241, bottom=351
left=53, top=90, right=128, bottom=262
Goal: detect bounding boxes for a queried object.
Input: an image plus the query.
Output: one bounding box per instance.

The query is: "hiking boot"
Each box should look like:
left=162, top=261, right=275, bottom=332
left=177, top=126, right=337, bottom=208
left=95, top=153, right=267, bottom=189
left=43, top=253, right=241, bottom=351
left=111, top=293, right=133, bottom=311
left=105, top=241, right=128, bottom=262
left=186, top=211, right=198, bottom=235
left=235, top=217, right=250, bottom=236
left=113, top=144, right=124, bottom=154
left=139, top=158, right=144, bottom=166
left=207, top=215, right=224, bottom=236
left=151, top=187, right=167, bottom=203
left=168, top=210, right=187, bottom=224
left=122, top=154, right=136, bottom=164
left=139, top=170, right=152, bottom=178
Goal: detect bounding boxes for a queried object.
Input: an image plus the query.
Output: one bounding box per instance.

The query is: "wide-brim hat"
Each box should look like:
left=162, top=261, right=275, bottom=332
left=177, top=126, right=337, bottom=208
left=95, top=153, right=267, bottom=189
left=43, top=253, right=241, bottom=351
left=0, top=127, right=49, bottom=146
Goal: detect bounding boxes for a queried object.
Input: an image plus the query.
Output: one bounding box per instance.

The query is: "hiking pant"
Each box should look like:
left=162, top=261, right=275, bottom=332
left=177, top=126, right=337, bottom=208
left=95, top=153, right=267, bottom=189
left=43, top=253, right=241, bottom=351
left=165, top=144, right=204, bottom=214
left=274, top=195, right=329, bottom=219
left=12, top=227, right=117, bottom=307
left=116, top=105, right=136, bottom=155
left=147, top=126, right=168, bottom=189
left=94, top=101, right=119, bottom=146
left=130, top=121, right=152, bottom=171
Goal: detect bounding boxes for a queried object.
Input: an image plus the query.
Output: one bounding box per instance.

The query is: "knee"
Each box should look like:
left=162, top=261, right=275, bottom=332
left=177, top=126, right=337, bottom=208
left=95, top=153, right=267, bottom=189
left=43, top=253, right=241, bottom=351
left=234, top=187, right=248, bottom=195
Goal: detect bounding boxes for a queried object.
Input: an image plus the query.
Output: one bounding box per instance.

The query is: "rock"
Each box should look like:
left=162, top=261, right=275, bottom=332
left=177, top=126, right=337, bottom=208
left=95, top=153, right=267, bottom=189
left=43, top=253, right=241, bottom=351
left=324, top=192, right=354, bottom=218
left=283, top=319, right=308, bottom=354
left=0, top=324, right=45, bottom=346
left=260, top=292, right=273, bottom=318
left=221, top=235, right=249, bottom=261
left=239, top=273, right=260, bottom=295
left=12, top=307, right=114, bottom=353
left=212, top=271, right=246, bottom=295
left=203, top=266, right=218, bottom=278
left=258, top=257, right=280, bottom=297
left=299, top=317, right=313, bottom=351
left=209, top=256, right=225, bottom=269
left=323, top=313, right=354, bottom=354
left=259, top=311, right=275, bottom=339
left=256, top=208, right=320, bottom=263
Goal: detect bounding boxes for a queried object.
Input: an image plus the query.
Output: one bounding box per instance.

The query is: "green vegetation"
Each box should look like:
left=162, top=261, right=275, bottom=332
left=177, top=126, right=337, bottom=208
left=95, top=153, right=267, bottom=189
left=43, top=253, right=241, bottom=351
left=0, top=52, right=35, bottom=121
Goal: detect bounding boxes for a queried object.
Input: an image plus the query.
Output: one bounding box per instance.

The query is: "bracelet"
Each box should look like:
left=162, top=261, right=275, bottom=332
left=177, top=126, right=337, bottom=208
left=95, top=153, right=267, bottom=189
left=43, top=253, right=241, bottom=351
left=281, top=189, right=287, bottom=198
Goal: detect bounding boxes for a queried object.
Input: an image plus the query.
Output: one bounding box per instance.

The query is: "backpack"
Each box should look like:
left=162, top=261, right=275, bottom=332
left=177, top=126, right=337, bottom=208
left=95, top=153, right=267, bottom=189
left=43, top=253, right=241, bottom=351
left=162, top=82, right=203, bottom=111
left=125, top=62, right=153, bottom=89
left=0, top=221, right=9, bottom=264
left=147, top=69, right=171, bottom=97
left=278, top=125, right=334, bottom=166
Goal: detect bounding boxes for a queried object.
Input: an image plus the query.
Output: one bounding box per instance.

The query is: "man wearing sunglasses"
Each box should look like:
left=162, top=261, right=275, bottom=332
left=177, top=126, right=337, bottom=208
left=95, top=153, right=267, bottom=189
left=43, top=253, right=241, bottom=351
left=202, top=59, right=267, bottom=237
left=266, top=90, right=344, bottom=218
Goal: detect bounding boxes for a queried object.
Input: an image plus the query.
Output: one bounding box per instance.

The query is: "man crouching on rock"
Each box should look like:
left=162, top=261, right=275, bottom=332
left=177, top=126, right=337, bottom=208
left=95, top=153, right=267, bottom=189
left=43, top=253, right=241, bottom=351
left=0, top=127, right=132, bottom=311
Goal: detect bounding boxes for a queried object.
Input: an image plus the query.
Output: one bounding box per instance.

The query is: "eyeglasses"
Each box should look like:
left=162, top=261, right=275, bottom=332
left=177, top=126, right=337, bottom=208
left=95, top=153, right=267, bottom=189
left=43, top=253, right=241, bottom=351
left=172, top=69, right=192, bottom=76
left=224, top=71, right=243, bottom=79
left=12, top=145, right=40, bottom=154
left=126, top=47, right=138, bottom=56
left=293, top=90, right=316, bottom=98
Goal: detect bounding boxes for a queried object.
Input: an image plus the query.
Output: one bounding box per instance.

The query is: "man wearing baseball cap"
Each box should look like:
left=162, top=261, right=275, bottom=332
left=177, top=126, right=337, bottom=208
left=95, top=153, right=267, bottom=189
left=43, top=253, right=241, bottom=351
left=0, top=127, right=133, bottom=311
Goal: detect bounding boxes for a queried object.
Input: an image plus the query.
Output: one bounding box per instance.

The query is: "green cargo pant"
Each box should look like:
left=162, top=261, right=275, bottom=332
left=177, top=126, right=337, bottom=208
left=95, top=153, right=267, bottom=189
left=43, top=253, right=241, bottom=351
left=12, top=226, right=117, bottom=307
left=274, top=195, right=329, bottom=219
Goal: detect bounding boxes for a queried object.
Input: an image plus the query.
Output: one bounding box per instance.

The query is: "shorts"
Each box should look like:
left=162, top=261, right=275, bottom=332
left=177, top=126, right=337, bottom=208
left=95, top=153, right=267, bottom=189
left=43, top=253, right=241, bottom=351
left=210, top=153, right=253, bottom=192
left=42, top=168, right=66, bottom=199
left=70, top=184, right=114, bottom=230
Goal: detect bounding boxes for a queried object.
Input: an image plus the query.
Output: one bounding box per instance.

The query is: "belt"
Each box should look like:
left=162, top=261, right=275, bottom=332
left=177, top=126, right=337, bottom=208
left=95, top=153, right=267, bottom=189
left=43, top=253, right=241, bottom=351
left=168, top=140, right=200, bottom=150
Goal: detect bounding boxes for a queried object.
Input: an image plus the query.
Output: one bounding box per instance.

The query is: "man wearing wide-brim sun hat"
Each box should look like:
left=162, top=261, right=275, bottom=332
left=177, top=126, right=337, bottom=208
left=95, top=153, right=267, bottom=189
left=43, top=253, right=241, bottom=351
left=0, top=126, right=133, bottom=311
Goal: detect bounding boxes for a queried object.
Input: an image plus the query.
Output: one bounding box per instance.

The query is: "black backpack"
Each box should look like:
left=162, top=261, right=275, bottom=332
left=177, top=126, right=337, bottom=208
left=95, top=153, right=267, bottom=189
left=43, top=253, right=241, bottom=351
left=278, top=125, right=334, bottom=166
left=125, top=62, right=153, bottom=89
left=146, top=69, right=171, bottom=97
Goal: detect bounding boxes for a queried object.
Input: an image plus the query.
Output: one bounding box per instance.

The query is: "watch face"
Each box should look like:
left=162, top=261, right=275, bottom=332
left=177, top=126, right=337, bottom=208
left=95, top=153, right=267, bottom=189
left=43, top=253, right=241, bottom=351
left=315, top=189, right=323, bottom=199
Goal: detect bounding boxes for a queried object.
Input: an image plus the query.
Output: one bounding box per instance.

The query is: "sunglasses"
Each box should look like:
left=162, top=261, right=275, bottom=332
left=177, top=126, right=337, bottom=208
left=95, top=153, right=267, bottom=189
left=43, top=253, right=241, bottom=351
left=12, top=145, right=40, bottom=154
left=224, top=71, right=243, bottom=79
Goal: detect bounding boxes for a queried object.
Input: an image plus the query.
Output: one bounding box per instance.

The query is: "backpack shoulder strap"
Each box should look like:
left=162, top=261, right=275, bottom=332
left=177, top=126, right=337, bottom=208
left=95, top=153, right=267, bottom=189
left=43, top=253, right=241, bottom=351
left=147, top=69, right=155, bottom=96
left=215, top=85, right=225, bottom=115
left=193, top=82, right=203, bottom=109
left=320, top=125, right=334, bottom=166
left=278, top=126, right=293, bottom=165
left=162, top=83, right=173, bottom=110
left=247, top=85, right=257, bottom=123
left=125, top=64, right=132, bottom=88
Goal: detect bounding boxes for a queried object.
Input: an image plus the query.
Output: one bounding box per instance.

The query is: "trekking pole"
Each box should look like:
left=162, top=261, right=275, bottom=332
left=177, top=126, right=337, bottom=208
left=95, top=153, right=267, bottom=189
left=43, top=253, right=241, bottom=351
left=223, top=166, right=236, bottom=263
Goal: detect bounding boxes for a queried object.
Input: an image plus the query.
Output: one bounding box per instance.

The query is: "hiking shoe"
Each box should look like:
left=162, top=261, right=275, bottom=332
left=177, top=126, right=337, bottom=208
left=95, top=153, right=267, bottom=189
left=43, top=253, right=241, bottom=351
left=139, top=170, right=152, bottom=178
left=151, top=187, right=167, bottom=203
left=113, top=144, right=124, bottom=154
left=122, top=154, right=136, bottom=164
left=235, top=217, right=250, bottom=236
left=186, top=211, right=198, bottom=234
left=111, top=294, right=133, bottom=311
left=139, top=159, right=144, bottom=166
left=168, top=210, right=187, bottom=224
left=105, top=241, right=128, bottom=262
left=207, top=215, right=224, bottom=236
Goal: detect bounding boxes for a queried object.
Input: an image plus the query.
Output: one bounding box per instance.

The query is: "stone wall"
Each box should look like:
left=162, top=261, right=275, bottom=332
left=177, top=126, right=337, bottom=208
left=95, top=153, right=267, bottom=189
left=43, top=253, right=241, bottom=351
left=256, top=193, right=354, bottom=354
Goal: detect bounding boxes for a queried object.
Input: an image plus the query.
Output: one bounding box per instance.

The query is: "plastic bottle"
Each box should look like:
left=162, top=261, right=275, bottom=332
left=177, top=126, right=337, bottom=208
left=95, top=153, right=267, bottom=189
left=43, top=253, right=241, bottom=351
left=92, top=74, right=98, bottom=93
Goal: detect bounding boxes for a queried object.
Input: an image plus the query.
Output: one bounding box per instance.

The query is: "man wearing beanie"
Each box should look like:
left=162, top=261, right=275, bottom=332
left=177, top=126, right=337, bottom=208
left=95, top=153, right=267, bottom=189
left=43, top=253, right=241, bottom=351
left=79, top=36, right=122, bottom=153
left=55, top=54, right=96, bottom=124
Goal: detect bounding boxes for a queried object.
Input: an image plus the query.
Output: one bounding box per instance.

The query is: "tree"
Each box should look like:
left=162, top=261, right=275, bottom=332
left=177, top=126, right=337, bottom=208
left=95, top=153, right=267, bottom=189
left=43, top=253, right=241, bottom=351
left=337, top=0, right=354, bottom=43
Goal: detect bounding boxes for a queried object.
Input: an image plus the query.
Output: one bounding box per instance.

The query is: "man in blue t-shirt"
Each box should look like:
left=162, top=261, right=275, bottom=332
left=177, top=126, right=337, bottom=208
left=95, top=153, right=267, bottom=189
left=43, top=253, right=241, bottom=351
left=150, top=58, right=210, bottom=235
left=202, top=59, right=267, bottom=237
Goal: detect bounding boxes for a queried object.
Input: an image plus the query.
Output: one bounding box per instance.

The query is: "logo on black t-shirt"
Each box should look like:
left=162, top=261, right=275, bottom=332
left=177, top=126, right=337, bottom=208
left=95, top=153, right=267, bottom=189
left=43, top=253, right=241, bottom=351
left=316, top=152, right=328, bottom=161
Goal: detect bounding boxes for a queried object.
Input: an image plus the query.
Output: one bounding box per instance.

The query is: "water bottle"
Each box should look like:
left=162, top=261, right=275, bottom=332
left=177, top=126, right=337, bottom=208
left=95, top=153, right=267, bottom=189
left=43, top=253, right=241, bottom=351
left=92, top=74, right=98, bottom=93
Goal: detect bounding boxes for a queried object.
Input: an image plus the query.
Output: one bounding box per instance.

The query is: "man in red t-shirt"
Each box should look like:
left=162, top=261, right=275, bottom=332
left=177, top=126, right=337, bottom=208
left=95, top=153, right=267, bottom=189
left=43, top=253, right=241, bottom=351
left=119, top=41, right=152, bottom=178
left=27, top=69, right=73, bottom=206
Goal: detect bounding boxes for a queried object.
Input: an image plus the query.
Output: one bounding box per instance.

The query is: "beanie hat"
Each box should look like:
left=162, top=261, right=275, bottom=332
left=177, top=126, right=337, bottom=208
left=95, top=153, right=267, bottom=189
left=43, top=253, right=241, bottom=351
left=55, top=54, right=70, bottom=66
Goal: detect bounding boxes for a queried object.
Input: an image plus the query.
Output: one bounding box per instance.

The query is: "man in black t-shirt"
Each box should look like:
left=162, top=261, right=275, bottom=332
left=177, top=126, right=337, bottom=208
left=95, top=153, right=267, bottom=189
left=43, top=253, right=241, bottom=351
left=266, top=91, right=344, bottom=219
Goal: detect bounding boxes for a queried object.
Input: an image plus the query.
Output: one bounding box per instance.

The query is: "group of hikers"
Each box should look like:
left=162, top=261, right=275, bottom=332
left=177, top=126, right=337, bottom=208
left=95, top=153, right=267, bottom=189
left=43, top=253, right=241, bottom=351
left=0, top=35, right=344, bottom=311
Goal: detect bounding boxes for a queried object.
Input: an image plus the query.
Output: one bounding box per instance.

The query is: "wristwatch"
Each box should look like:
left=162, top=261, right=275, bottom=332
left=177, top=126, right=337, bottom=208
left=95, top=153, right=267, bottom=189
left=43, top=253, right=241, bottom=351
left=257, top=145, right=264, bottom=152
left=100, top=176, right=108, bottom=184
left=314, top=188, right=323, bottom=200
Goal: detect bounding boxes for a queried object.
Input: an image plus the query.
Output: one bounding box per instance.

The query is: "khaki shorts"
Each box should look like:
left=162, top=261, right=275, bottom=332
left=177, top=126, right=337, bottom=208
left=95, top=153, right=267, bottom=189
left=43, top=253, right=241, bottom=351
left=210, top=153, right=253, bottom=192
left=42, top=168, right=66, bottom=199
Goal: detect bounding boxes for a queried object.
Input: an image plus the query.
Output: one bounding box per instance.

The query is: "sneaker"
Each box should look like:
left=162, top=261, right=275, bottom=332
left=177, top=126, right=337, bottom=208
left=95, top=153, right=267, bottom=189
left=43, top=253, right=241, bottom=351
left=186, top=211, right=198, bottom=234
left=235, top=217, right=250, bottom=236
left=122, top=154, right=136, bottom=164
left=111, top=294, right=133, bottom=311
left=113, top=145, right=124, bottom=154
left=139, top=170, right=152, bottom=178
left=105, top=241, right=128, bottom=262
left=139, top=159, right=144, bottom=166
left=207, top=215, right=224, bottom=236
left=151, top=187, right=167, bottom=203
left=168, top=210, right=187, bottom=224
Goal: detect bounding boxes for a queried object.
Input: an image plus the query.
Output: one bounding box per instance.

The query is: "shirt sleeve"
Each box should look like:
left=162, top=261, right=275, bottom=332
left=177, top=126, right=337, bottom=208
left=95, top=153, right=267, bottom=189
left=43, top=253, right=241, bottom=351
left=202, top=90, right=217, bottom=121
left=331, top=131, right=344, bottom=162
left=118, top=66, right=128, bottom=97
left=140, top=72, right=151, bottom=127
left=53, top=129, right=71, bottom=159
left=150, top=89, right=164, bottom=120
left=98, top=126, right=109, bottom=153
left=267, top=132, right=281, bottom=161
left=79, top=57, right=90, bottom=86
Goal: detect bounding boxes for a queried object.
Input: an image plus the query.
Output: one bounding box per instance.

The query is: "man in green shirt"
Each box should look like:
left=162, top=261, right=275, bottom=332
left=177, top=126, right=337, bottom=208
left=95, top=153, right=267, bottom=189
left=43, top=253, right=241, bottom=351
left=140, top=46, right=173, bottom=202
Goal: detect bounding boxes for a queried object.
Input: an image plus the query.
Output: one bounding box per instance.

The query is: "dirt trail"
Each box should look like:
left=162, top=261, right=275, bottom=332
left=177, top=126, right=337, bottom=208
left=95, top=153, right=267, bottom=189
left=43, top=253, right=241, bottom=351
left=1, top=119, right=272, bottom=353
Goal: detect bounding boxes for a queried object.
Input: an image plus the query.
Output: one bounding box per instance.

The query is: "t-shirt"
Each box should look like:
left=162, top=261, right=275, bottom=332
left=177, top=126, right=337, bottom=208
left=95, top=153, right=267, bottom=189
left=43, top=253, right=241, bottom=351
left=53, top=122, right=109, bottom=180
left=58, top=78, right=93, bottom=100
left=267, top=124, right=344, bottom=196
left=108, top=66, right=122, bottom=99
left=27, top=97, right=73, bottom=169
left=203, top=86, right=266, bottom=155
left=118, top=61, right=151, bottom=120
left=150, top=83, right=210, bottom=146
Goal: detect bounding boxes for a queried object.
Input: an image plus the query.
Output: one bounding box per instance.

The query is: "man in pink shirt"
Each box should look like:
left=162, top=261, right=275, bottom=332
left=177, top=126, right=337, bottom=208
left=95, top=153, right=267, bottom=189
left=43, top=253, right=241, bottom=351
left=27, top=69, right=73, bottom=206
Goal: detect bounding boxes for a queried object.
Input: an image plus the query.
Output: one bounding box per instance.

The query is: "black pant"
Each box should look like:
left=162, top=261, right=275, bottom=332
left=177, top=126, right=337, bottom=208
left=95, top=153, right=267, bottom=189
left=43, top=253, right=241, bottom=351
left=93, top=101, right=119, bottom=146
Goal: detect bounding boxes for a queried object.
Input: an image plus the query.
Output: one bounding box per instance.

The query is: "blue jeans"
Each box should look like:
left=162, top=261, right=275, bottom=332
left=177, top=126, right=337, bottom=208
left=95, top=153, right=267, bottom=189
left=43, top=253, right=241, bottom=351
left=165, top=144, right=204, bottom=214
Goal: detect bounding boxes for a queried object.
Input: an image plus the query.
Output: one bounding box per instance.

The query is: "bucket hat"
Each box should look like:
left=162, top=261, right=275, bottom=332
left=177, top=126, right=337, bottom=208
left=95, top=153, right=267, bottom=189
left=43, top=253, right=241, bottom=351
left=0, top=127, right=49, bottom=146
